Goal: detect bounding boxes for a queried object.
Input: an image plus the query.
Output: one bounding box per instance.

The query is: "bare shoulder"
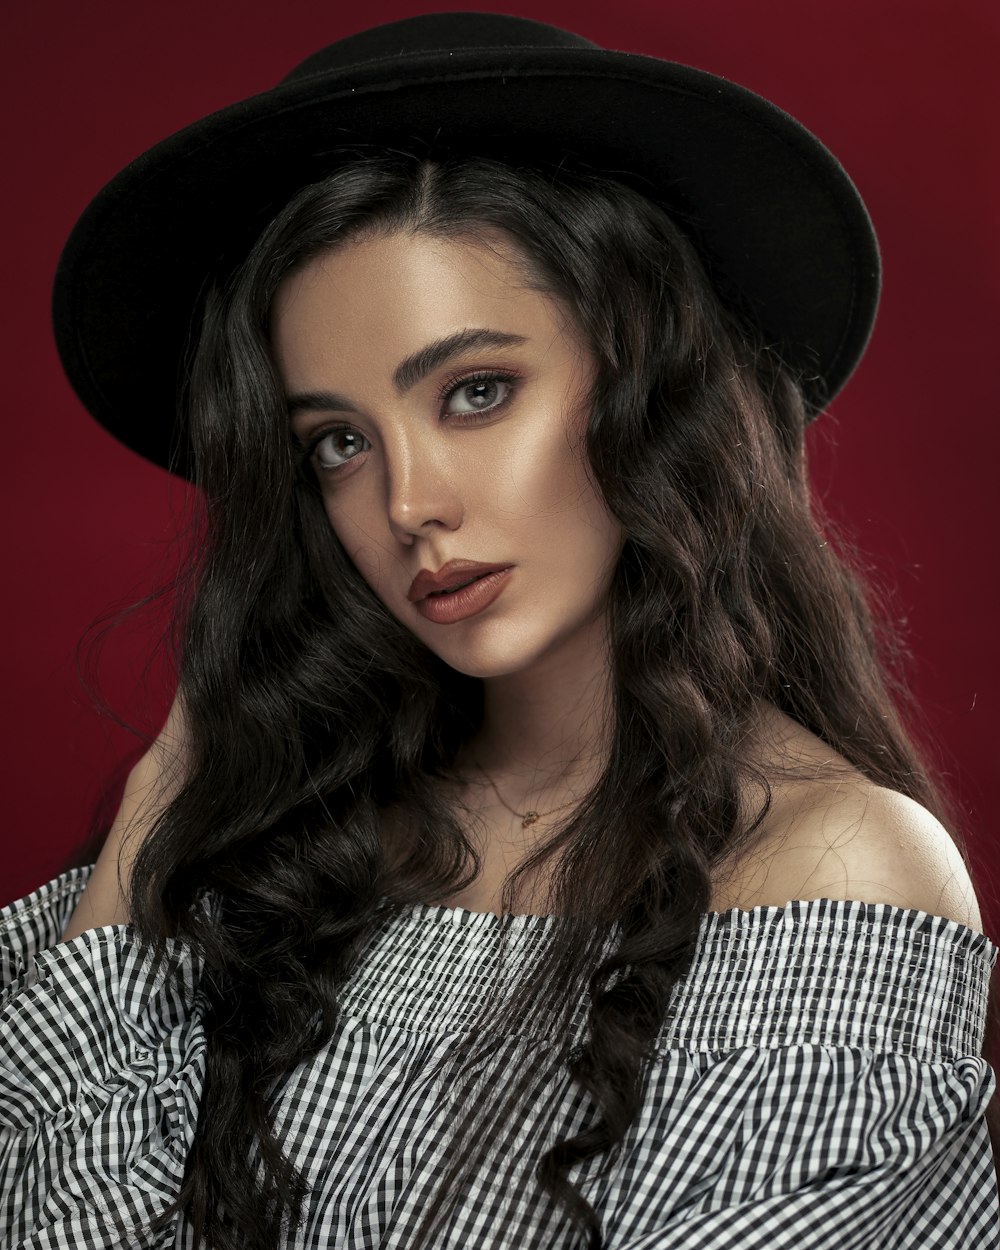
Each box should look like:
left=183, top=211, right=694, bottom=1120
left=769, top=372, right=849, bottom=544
left=756, top=780, right=985, bottom=933
left=713, top=708, right=985, bottom=934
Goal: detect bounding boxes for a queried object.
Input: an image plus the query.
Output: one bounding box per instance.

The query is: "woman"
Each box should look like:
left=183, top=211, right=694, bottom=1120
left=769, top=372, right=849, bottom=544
left=2, top=12, right=995, bottom=1250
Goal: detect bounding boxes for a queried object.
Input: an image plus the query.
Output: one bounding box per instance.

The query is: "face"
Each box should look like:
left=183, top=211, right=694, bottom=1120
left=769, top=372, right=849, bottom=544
left=271, top=229, right=625, bottom=680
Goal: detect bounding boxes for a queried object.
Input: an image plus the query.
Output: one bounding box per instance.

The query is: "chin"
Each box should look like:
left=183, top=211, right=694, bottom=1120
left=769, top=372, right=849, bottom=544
left=421, top=617, right=582, bottom=682
left=431, top=645, right=539, bottom=681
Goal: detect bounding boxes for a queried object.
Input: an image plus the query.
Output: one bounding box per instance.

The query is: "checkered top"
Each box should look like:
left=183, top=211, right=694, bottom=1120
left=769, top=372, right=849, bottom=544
left=2, top=864, right=997, bottom=1248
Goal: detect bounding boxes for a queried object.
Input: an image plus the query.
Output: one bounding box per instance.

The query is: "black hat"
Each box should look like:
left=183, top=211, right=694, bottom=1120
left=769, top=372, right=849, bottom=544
left=52, top=10, right=880, bottom=480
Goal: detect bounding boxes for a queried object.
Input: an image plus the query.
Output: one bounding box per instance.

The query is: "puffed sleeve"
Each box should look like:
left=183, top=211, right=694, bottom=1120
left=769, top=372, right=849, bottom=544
left=602, top=899, right=999, bottom=1250
left=0, top=866, right=207, bottom=1249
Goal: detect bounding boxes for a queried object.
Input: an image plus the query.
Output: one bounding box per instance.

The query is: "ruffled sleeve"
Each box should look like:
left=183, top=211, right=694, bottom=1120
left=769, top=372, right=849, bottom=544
left=0, top=865, right=206, bottom=1249
left=604, top=899, right=1000, bottom=1250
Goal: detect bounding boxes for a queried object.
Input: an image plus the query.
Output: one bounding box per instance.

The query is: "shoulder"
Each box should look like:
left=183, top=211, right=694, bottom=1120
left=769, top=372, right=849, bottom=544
left=762, top=782, right=984, bottom=932
left=713, top=709, right=985, bottom=933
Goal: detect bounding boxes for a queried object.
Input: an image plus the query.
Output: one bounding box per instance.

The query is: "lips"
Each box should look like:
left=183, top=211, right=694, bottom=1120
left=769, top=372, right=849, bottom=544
left=427, top=574, right=482, bottom=596
left=407, top=560, right=513, bottom=603
left=414, top=567, right=513, bottom=624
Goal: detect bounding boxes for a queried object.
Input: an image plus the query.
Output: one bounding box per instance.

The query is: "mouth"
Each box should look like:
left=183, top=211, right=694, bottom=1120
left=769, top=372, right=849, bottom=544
left=408, top=562, right=514, bottom=603
left=414, top=566, right=514, bottom=623
left=426, top=574, right=490, bottom=597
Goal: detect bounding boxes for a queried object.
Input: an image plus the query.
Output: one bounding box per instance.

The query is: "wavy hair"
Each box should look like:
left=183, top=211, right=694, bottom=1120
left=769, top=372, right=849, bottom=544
left=89, top=149, right=994, bottom=1248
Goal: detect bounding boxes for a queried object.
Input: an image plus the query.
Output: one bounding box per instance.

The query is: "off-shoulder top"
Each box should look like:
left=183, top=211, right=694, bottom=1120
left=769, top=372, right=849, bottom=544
left=2, top=865, right=997, bottom=1248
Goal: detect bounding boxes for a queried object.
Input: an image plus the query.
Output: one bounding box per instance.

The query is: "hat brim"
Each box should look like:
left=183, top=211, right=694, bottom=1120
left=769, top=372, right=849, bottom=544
left=52, top=46, right=881, bottom=479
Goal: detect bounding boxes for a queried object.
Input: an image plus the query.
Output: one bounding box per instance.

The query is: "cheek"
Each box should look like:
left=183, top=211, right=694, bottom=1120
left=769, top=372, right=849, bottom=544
left=493, top=416, right=586, bottom=520
left=555, top=448, right=624, bottom=573
left=512, top=423, right=614, bottom=543
left=322, top=495, right=394, bottom=595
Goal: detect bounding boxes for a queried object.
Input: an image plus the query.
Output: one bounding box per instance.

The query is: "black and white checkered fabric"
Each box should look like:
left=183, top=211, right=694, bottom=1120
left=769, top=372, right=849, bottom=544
left=2, top=864, right=997, bottom=1248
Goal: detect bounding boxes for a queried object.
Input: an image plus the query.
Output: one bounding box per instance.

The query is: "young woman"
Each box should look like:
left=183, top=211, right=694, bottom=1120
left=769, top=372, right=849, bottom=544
left=2, top=12, right=995, bottom=1250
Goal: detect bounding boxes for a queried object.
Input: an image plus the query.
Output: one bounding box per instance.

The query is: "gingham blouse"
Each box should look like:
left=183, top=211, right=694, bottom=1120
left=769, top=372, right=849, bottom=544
left=2, top=864, right=998, bottom=1249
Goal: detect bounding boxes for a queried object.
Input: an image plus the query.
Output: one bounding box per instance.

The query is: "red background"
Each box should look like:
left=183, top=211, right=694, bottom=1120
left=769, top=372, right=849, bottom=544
left=3, top=1, right=998, bottom=933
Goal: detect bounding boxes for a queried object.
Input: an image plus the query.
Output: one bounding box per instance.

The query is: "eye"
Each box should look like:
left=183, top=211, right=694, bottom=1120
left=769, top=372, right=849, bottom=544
left=306, top=426, right=371, bottom=471
left=439, top=369, right=519, bottom=420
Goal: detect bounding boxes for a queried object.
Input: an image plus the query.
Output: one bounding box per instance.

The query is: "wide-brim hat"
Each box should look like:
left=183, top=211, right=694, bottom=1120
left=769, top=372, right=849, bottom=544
left=52, top=10, right=881, bottom=480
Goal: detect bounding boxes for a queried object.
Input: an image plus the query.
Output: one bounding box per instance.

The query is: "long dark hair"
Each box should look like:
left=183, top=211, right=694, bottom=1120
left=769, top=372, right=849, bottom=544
left=100, top=150, right=993, bottom=1248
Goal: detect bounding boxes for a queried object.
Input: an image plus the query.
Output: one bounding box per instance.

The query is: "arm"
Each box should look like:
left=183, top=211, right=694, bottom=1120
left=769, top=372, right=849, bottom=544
left=59, top=694, right=190, bottom=941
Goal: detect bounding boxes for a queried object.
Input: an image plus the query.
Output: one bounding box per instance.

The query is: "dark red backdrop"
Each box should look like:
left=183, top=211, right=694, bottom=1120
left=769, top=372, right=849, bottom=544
left=3, top=1, right=998, bottom=926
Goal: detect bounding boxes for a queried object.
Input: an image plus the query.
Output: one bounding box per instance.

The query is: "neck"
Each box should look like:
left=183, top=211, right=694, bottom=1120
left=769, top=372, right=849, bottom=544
left=454, top=612, right=613, bottom=802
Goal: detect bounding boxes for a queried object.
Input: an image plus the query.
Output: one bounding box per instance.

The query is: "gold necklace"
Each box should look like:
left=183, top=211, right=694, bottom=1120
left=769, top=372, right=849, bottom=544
left=471, top=760, right=582, bottom=829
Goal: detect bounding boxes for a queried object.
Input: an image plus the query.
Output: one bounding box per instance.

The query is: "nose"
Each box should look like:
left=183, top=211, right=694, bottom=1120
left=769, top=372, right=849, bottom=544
left=383, top=432, right=464, bottom=543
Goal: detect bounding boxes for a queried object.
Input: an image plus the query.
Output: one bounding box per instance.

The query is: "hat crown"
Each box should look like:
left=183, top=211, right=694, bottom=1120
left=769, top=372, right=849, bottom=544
left=282, top=11, right=600, bottom=84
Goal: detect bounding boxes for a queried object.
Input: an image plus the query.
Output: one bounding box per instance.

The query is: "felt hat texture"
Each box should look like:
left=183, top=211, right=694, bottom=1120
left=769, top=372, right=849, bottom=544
left=52, top=10, right=881, bottom=479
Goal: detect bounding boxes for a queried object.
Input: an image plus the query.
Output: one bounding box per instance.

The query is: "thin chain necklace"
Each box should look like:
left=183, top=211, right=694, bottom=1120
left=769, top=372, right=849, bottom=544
left=471, top=759, right=582, bottom=829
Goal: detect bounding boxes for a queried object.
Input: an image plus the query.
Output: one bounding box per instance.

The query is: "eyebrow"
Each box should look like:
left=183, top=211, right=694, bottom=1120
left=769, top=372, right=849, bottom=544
left=286, top=327, right=529, bottom=419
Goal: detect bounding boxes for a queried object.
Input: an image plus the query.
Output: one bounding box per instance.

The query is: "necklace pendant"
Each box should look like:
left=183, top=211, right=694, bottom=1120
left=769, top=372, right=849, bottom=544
left=522, top=812, right=539, bottom=828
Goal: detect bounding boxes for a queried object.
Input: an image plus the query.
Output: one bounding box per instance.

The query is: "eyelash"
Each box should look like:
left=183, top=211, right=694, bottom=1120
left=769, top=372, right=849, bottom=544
left=299, top=368, right=521, bottom=474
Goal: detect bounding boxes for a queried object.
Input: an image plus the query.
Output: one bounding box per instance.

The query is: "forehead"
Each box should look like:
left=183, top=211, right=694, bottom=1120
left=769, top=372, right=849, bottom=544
left=270, top=229, right=582, bottom=381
